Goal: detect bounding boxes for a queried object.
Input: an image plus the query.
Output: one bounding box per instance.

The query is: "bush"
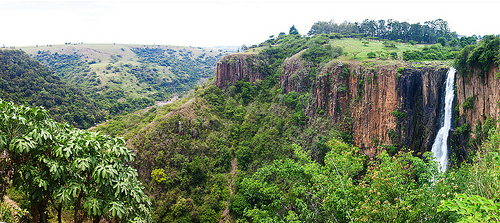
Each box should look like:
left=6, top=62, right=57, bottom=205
left=391, top=110, right=405, bottom=119
left=301, top=44, right=343, bottom=64
left=462, top=95, right=476, bottom=110
left=455, top=35, right=500, bottom=76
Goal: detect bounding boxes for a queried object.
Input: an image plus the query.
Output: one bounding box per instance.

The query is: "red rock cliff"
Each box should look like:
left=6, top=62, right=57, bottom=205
left=216, top=53, right=449, bottom=157
left=215, top=54, right=264, bottom=88
left=454, top=65, right=500, bottom=159
left=282, top=58, right=448, bottom=156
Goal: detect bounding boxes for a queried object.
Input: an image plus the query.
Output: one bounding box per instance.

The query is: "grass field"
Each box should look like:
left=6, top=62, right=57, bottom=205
left=331, top=38, right=426, bottom=61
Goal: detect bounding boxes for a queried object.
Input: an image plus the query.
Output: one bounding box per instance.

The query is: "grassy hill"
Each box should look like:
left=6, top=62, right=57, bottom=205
left=20, top=43, right=228, bottom=118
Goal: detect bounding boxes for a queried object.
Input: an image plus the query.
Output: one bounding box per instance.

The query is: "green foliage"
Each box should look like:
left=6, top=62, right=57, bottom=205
left=308, top=19, right=457, bottom=45
left=462, top=95, right=477, bottom=110
left=438, top=37, right=447, bottom=47
left=0, top=99, right=152, bottom=222
left=397, top=67, right=404, bottom=74
left=301, top=44, right=343, bottom=64
left=456, top=123, right=470, bottom=135
left=367, top=51, right=376, bottom=58
left=289, top=25, right=299, bottom=35
left=383, top=41, right=397, bottom=49
left=403, top=44, right=458, bottom=61
left=438, top=127, right=500, bottom=221
left=438, top=194, right=500, bottom=222
left=0, top=201, right=29, bottom=223
left=455, top=35, right=500, bottom=76
left=151, top=168, right=167, bottom=184
left=28, top=45, right=225, bottom=120
left=391, top=109, right=406, bottom=119
left=232, top=138, right=461, bottom=222
left=0, top=50, right=105, bottom=128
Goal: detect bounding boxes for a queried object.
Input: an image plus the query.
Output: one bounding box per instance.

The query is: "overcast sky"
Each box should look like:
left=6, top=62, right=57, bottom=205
left=1, top=0, right=499, bottom=48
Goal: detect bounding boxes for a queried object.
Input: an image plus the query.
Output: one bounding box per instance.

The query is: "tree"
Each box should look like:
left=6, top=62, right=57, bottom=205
left=289, top=25, right=299, bottom=35
left=0, top=100, right=152, bottom=223
left=351, top=51, right=361, bottom=59
left=437, top=37, right=446, bottom=47
left=55, top=130, right=152, bottom=223
left=241, top=44, right=248, bottom=51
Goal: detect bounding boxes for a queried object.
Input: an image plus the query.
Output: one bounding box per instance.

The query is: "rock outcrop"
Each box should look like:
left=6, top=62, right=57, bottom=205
left=215, top=53, right=265, bottom=88
left=215, top=53, right=450, bottom=157
left=300, top=61, right=448, bottom=156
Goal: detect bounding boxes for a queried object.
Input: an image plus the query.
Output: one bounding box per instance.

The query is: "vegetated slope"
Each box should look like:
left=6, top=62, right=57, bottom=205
left=92, top=34, right=447, bottom=222
left=94, top=29, right=500, bottom=222
left=0, top=49, right=105, bottom=128
left=20, top=44, right=227, bottom=117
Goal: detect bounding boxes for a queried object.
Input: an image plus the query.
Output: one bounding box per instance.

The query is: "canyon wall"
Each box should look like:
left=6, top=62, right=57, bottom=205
left=453, top=66, right=500, bottom=160
left=216, top=53, right=450, bottom=157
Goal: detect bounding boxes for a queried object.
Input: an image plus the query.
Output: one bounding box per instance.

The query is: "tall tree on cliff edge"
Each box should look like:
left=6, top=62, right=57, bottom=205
left=289, top=25, right=299, bottom=35
left=0, top=99, right=152, bottom=223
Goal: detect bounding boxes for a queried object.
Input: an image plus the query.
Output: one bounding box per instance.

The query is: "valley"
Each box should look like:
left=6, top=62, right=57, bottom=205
left=1, top=18, right=500, bottom=223
left=20, top=43, right=228, bottom=124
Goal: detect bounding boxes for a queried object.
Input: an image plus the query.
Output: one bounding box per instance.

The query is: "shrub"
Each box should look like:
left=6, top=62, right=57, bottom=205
left=391, top=110, right=405, bottom=119
left=462, top=95, right=477, bottom=110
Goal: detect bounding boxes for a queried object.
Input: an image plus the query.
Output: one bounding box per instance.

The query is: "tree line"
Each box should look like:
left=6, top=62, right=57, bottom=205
left=308, top=18, right=458, bottom=44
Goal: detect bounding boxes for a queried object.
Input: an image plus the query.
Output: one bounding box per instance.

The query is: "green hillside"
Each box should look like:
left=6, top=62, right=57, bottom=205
left=86, top=33, right=500, bottom=222
left=20, top=44, right=227, bottom=118
left=0, top=49, right=105, bottom=128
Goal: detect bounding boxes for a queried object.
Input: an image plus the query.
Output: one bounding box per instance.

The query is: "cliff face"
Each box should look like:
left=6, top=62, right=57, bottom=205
left=215, top=54, right=265, bottom=88
left=454, top=66, right=500, bottom=159
left=456, top=66, right=500, bottom=126
left=216, top=53, right=449, bottom=156
left=281, top=59, right=448, bottom=156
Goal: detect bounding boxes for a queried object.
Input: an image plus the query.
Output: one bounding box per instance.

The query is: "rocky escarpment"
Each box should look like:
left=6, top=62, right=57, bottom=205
left=453, top=66, right=500, bottom=160
left=216, top=53, right=450, bottom=157
left=215, top=53, right=266, bottom=88
left=280, top=55, right=449, bottom=156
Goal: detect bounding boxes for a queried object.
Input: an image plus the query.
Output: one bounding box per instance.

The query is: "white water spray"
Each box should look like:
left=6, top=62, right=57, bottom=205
left=431, top=67, right=456, bottom=172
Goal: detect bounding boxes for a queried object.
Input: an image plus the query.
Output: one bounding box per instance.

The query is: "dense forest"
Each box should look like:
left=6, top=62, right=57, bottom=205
left=0, top=50, right=105, bottom=128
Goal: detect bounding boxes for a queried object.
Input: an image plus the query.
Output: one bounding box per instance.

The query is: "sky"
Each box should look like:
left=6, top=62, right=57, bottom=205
left=0, top=0, right=499, bottom=48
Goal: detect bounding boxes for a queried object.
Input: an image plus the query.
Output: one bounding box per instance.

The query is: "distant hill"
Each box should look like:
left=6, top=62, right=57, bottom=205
left=210, top=46, right=242, bottom=52
left=0, top=49, right=105, bottom=128
left=20, top=43, right=228, bottom=117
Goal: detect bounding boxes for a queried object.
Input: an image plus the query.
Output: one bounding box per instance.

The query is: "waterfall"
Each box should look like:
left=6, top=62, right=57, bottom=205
left=431, top=67, right=456, bottom=172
